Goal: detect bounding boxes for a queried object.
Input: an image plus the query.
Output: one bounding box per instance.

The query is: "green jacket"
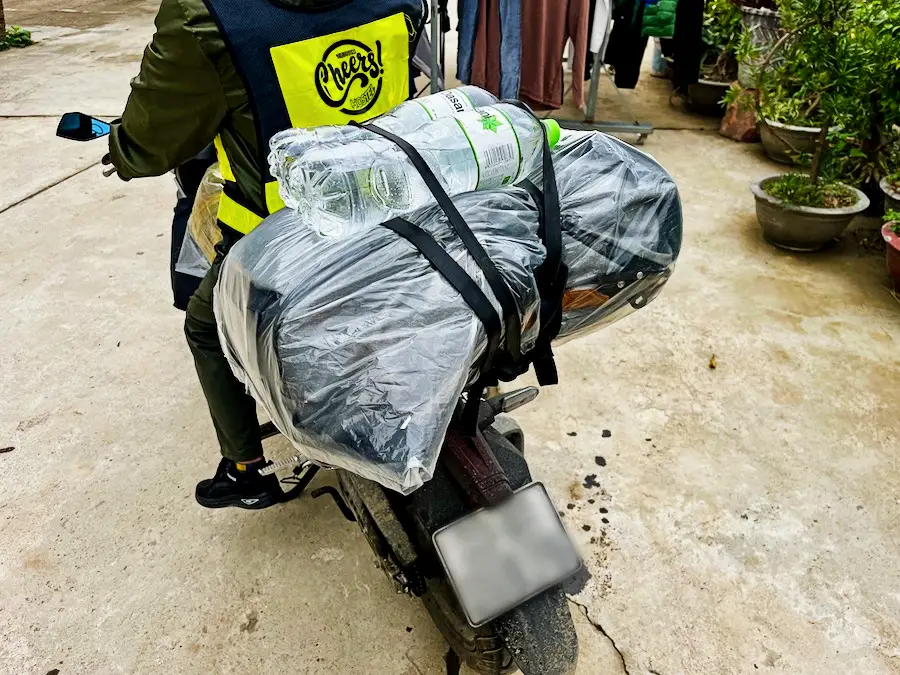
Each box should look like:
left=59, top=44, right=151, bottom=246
left=109, top=0, right=339, bottom=215
left=642, top=0, right=679, bottom=39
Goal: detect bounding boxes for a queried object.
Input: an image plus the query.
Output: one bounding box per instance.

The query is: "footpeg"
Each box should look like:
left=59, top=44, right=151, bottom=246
left=258, top=454, right=319, bottom=503
left=258, top=454, right=309, bottom=476
left=311, top=486, right=357, bottom=522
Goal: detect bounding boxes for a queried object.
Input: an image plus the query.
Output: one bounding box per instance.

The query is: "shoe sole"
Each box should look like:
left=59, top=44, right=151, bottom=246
left=195, top=490, right=281, bottom=510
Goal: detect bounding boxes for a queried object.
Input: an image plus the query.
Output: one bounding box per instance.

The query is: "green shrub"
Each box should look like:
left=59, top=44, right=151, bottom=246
left=766, top=173, right=857, bottom=208
left=743, top=0, right=900, bottom=186
left=885, top=211, right=900, bottom=235
left=701, top=0, right=743, bottom=81
left=1, top=26, right=33, bottom=51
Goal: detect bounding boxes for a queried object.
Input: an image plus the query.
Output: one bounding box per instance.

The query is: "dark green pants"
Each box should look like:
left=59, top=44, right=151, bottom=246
left=184, top=254, right=262, bottom=463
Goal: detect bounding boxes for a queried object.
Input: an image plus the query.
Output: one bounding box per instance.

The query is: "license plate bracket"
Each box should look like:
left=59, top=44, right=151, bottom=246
left=432, top=482, right=582, bottom=627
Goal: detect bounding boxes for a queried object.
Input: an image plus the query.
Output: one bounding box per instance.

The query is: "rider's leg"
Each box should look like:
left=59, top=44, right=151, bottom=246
left=185, top=248, right=280, bottom=509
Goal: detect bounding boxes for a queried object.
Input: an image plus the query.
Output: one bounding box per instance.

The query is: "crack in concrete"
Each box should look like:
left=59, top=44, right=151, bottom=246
left=403, top=649, right=425, bottom=675
left=568, top=597, right=631, bottom=675
left=0, top=161, right=101, bottom=215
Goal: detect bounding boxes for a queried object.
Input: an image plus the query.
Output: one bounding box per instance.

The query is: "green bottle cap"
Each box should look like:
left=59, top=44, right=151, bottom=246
left=542, top=118, right=561, bottom=149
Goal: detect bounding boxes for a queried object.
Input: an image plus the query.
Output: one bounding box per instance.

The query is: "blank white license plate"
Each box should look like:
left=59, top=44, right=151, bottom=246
left=432, top=482, right=582, bottom=627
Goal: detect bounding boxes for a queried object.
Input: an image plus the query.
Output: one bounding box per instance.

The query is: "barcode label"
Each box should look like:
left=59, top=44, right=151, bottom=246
left=456, top=106, right=523, bottom=190
left=484, top=144, right=515, bottom=168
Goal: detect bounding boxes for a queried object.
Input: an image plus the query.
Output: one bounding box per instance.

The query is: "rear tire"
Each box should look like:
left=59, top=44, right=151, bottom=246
left=420, top=576, right=517, bottom=675
left=489, top=415, right=524, bottom=455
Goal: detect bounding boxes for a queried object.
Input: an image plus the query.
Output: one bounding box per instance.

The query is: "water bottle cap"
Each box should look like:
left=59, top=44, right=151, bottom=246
left=541, top=119, right=561, bottom=149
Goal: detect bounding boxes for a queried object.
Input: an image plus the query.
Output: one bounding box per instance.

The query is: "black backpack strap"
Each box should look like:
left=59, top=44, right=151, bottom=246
left=381, top=217, right=503, bottom=372
left=354, top=120, right=522, bottom=361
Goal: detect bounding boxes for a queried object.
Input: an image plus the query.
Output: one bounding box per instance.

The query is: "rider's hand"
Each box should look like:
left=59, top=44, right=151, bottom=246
left=102, top=153, right=130, bottom=181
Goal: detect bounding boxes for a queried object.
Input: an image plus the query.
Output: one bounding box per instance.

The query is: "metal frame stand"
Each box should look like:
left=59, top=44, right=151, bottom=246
left=430, top=0, right=443, bottom=94
left=556, top=52, right=653, bottom=144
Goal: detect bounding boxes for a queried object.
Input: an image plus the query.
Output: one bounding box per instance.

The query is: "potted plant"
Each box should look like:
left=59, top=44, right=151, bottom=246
left=882, top=211, right=900, bottom=291
left=735, top=0, right=861, bottom=165
left=1, top=0, right=32, bottom=53
left=847, top=0, right=900, bottom=211
left=756, top=86, right=840, bottom=166
left=882, top=173, right=900, bottom=214
left=749, top=28, right=843, bottom=165
left=878, top=135, right=900, bottom=213
left=750, top=0, right=871, bottom=250
left=688, top=0, right=743, bottom=115
left=736, top=0, right=782, bottom=89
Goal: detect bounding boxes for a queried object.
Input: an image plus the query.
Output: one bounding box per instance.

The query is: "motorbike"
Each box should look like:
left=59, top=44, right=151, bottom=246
left=59, top=111, right=583, bottom=675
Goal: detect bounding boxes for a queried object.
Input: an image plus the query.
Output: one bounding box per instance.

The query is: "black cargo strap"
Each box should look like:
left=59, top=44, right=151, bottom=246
left=382, top=217, right=501, bottom=432
left=502, top=100, right=567, bottom=386
left=381, top=217, right=503, bottom=371
left=501, top=100, right=562, bottom=279
left=352, top=120, right=523, bottom=360
left=357, top=102, right=567, bottom=393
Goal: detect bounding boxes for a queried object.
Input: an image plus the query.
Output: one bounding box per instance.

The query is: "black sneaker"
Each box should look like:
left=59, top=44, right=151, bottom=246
left=195, top=458, right=282, bottom=510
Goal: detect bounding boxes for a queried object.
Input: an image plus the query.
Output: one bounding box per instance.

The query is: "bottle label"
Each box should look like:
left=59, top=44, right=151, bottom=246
left=454, top=107, right=522, bottom=190
left=417, top=89, right=477, bottom=120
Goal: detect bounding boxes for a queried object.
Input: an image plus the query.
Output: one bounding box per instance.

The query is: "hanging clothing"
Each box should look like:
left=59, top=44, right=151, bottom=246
left=583, top=0, right=613, bottom=81
left=591, top=0, right=614, bottom=59
left=642, top=0, right=679, bottom=38
left=603, top=0, right=648, bottom=89
left=470, top=0, right=502, bottom=96
left=457, top=0, right=521, bottom=99
left=583, top=0, right=612, bottom=81
left=670, top=0, right=704, bottom=92
left=592, top=0, right=614, bottom=59
left=519, top=0, right=590, bottom=110
left=457, top=0, right=478, bottom=83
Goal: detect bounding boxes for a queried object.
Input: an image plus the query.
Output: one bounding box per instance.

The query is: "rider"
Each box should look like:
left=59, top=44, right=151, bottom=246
left=107, top=0, right=425, bottom=509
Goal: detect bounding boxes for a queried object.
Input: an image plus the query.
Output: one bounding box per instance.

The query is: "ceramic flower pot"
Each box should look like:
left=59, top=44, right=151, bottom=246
left=687, top=79, right=731, bottom=117
left=751, top=176, right=870, bottom=251
left=759, top=119, right=838, bottom=165
left=879, top=177, right=900, bottom=215
left=882, top=222, right=900, bottom=291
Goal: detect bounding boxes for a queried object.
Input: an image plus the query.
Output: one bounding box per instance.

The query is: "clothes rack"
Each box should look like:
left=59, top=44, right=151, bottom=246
left=557, top=51, right=653, bottom=144
left=423, top=0, right=652, bottom=143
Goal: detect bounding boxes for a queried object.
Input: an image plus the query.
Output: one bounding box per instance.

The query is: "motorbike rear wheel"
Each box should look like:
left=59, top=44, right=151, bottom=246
left=420, top=576, right=517, bottom=674
left=411, top=426, right=578, bottom=675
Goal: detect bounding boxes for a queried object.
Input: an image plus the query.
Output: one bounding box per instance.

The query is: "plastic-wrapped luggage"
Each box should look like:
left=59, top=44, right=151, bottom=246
left=553, top=131, right=681, bottom=339
left=215, top=129, right=682, bottom=494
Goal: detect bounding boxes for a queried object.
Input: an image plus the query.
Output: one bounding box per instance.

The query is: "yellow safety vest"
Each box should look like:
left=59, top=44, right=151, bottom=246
left=202, top=0, right=424, bottom=236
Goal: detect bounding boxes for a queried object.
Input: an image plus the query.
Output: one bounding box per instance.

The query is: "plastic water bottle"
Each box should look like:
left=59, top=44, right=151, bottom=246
left=268, top=87, right=497, bottom=185
left=376, top=85, right=499, bottom=132
left=280, top=104, right=561, bottom=236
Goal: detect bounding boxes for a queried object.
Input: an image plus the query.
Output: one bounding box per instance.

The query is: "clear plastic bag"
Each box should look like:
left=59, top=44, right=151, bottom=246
left=552, top=130, right=682, bottom=339
left=175, top=225, right=212, bottom=279
left=215, top=130, right=682, bottom=494
left=175, top=163, right=224, bottom=278
left=215, top=190, right=545, bottom=493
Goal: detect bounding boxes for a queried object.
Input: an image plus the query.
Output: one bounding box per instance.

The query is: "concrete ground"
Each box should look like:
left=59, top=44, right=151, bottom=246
left=1, top=4, right=899, bottom=675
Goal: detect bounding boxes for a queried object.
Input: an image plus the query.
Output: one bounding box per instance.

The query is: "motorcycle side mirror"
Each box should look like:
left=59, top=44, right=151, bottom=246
left=56, top=112, right=111, bottom=141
